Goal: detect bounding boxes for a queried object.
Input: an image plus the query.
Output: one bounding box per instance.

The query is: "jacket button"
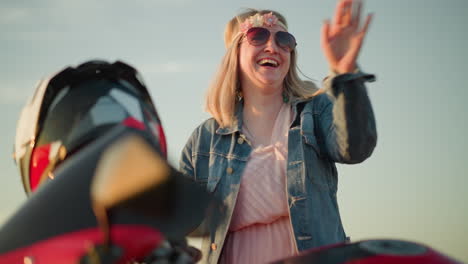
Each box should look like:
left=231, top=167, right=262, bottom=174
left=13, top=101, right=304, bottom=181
left=211, top=243, right=217, bottom=251
left=237, top=137, right=244, bottom=144
left=226, top=167, right=233, bottom=174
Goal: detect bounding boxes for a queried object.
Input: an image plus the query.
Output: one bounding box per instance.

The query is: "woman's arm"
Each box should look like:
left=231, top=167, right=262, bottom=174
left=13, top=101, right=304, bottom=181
left=179, top=131, right=195, bottom=180
left=316, top=71, right=377, bottom=164
left=313, top=0, right=376, bottom=163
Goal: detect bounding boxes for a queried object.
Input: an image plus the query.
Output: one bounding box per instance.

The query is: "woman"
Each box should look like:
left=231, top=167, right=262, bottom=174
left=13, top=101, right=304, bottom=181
left=180, top=1, right=377, bottom=263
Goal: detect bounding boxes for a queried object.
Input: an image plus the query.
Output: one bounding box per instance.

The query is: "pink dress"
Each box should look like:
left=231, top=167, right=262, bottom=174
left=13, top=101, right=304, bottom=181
left=219, top=103, right=297, bottom=264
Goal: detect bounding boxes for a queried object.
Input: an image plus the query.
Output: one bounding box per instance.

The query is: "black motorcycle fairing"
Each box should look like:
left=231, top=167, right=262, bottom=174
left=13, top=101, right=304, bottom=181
left=0, top=125, right=212, bottom=255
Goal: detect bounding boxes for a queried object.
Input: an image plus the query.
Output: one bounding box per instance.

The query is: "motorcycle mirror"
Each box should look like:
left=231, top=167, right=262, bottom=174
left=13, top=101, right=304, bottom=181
left=91, top=134, right=173, bottom=245
left=90, top=133, right=219, bottom=244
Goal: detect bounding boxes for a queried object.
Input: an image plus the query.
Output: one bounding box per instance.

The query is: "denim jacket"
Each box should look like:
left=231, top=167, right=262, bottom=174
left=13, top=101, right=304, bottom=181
left=180, top=72, right=377, bottom=263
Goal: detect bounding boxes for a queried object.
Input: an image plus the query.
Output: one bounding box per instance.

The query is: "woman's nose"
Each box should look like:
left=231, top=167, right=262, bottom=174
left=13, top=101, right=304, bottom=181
left=263, top=34, right=279, bottom=53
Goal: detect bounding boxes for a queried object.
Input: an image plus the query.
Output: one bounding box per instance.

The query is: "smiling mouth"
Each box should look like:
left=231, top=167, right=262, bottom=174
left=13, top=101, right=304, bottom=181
left=257, top=58, right=279, bottom=68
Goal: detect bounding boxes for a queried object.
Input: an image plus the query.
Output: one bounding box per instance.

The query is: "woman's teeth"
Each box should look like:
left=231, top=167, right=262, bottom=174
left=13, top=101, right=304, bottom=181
left=258, top=59, right=278, bottom=67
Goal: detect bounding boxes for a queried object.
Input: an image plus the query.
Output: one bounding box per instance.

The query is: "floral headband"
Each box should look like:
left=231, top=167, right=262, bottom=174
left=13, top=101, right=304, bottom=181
left=239, top=12, right=287, bottom=33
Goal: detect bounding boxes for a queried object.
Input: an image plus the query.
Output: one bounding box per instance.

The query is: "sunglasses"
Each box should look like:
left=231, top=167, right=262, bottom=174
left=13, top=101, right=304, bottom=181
left=245, top=27, right=297, bottom=52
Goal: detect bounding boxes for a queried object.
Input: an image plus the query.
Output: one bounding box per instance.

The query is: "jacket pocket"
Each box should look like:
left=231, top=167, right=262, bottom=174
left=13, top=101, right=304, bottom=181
left=206, top=175, right=220, bottom=193
left=301, top=132, right=336, bottom=191
left=302, top=132, right=322, bottom=158
left=193, top=152, right=212, bottom=190
left=300, top=111, right=323, bottom=158
left=205, top=153, right=228, bottom=193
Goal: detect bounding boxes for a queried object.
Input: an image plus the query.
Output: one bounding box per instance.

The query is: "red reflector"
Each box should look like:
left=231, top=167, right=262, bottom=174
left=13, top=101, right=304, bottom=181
left=123, top=117, right=146, bottom=130
left=157, top=124, right=167, bottom=158
left=29, top=143, right=52, bottom=192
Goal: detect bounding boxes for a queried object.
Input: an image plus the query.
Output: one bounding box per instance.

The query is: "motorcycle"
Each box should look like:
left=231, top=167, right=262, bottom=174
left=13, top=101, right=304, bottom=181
left=0, top=126, right=212, bottom=264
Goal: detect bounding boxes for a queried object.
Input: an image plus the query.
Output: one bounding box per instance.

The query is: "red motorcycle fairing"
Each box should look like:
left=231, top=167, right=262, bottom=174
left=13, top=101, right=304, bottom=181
left=0, top=225, right=162, bottom=264
left=272, top=239, right=462, bottom=264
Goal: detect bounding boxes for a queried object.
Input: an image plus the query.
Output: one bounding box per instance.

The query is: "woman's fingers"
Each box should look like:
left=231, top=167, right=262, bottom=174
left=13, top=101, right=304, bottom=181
left=334, top=0, right=350, bottom=26
left=359, top=13, right=373, bottom=36
left=351, top=0, right=362, bottom=28
left=321, top=20, right=337, bottom=66
left=347, top=14, right=372, bottom=62
left=321, top=19, right=331, bottom=47
left=342, top=0, right=353, bottom=27
left=344, top=14, right=372, bottom=71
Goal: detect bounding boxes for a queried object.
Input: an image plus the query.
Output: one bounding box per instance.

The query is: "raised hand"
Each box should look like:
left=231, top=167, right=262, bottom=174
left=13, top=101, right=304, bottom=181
left=321, top=0, right=373, bottom=74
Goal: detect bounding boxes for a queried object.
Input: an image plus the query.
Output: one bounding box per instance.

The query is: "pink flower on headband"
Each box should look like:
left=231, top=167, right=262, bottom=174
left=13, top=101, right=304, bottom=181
left=263, top=12, right=278, bottom=27
left=239, top=12, right=281, bottom=33
left=240, top=21, right=253, bottom=33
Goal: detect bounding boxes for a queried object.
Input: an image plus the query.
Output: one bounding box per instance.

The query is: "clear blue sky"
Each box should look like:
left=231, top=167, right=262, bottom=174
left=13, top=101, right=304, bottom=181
left=1, top=0, right=467, bottom=261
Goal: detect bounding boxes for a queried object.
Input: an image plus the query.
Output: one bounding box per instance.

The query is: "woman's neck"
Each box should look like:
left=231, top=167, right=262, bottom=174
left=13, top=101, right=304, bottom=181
left=242, top=82, right=284, bottom=117
left=243, top=93, right=283, bottom=119
left=242, top=85, right=284, bottom=146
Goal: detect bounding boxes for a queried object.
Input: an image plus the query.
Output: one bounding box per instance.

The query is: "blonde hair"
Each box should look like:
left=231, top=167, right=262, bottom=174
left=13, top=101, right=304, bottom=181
left=205, top=9, right=319, bottom=127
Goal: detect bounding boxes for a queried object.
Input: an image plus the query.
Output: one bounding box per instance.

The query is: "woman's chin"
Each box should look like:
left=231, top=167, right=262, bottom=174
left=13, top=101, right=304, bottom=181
left=258, top=78, right=284, bottom=88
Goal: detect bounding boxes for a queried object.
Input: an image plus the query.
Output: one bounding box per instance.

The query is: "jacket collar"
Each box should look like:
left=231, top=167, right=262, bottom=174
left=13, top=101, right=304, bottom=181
left=290, top=96, right=309, bottom=108
left=215, top=101, right=244, bottom=135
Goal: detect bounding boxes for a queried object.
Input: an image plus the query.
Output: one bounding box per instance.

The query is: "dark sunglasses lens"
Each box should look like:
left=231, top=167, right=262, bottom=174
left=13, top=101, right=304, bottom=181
left=246, top=27, right=270, bottom=46
left=276, top=31, right=297, bottom=51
